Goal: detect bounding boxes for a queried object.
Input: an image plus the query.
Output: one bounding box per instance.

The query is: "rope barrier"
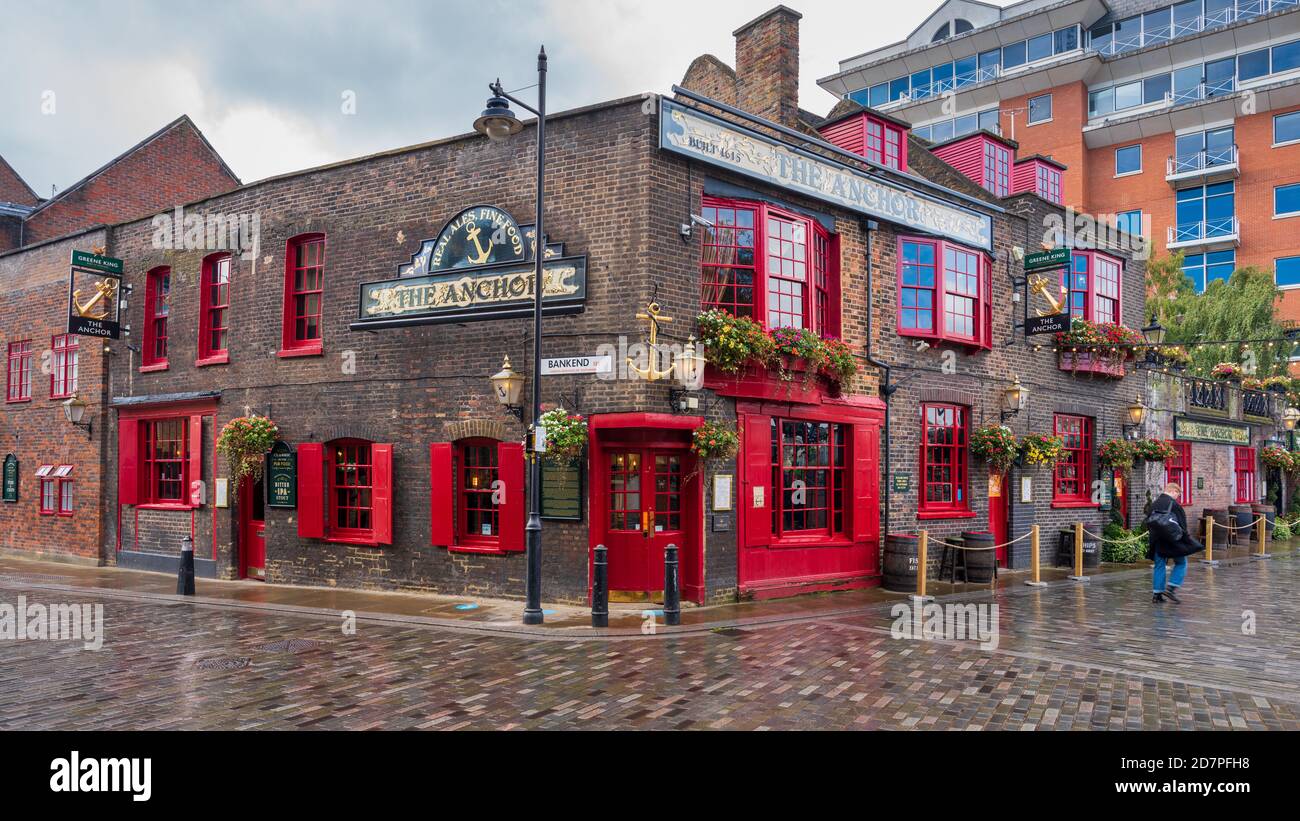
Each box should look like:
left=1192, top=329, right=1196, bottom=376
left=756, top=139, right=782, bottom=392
left=927, top=530, right=1035, bottom=552
left=1081, top=528, right=1148, bottom=545
left=1215, top=515, right=1266, bottom=532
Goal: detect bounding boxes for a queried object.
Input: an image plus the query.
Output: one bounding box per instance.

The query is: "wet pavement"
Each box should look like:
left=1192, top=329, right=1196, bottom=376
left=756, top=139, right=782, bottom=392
left=0, top=549, right=1296, bottom=730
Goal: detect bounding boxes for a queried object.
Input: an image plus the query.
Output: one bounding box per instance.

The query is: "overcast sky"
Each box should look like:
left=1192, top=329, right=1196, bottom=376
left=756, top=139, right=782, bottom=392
left=0, top=0, right=1015, bottom=196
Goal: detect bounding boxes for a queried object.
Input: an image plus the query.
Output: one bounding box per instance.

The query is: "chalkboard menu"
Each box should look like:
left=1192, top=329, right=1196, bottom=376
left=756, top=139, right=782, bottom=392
left=2, top=454, right=17, bottom=503
left=540, top=458, right=583, bottom=521
left=265, top=441, right=297, bottom=508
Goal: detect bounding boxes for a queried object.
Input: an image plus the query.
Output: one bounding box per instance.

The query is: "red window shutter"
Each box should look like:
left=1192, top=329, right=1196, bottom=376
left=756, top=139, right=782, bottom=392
left=852, top=423, right=880, bottom=542
left=982, top=254, right=993, bottom=349
left=297, top=443, right=325, bottom=538
left=371, top=443, right=394, bottom=545
left=430, top=443, right=454, bottom=547
left=188, top=415, right=203, bottom=497
left=497, top=441, right=526, bottom=552
left=117, top=418, right=140, bottom=506
left=743, top=414, right=772, bottom=548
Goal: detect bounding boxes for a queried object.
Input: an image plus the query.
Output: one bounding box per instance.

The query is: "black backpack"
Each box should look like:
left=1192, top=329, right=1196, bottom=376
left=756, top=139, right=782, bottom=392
left=1145, top=496, right=1183, bottom=545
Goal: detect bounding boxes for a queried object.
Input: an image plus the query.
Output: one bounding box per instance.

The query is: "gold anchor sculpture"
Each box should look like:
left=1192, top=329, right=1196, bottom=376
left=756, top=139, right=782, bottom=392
left=628, top=301, right=676, bottom=381
left=464, top=224, right=493, bottom=265
left=1027, top=273, right=1066, bottom=318
left=73, top=278, right=118, bottom=320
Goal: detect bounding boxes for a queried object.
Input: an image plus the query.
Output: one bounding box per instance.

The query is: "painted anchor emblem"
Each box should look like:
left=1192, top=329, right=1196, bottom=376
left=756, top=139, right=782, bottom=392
left=1027, top=273, right=1066, bottom=318
left=464, top=224, right=493, bottom=266
left=73, top=278, right=118, bottom=320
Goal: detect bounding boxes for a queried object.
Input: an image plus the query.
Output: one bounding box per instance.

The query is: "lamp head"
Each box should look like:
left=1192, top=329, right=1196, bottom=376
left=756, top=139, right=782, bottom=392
left=490, top=356, right=525, bottom=407
left=474, top=95, right=523, bottom=142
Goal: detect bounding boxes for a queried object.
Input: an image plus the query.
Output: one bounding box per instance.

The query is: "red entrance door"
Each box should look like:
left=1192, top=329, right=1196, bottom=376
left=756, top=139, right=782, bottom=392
left=240, top=476, right=266, bottom=580
left=604, top=450, right=686, bottom=593
left=988, top=473, right=1009, bottom=566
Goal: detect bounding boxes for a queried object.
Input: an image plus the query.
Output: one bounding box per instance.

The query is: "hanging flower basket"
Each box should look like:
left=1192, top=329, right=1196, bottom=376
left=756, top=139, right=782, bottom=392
left=970, top=424, right=1018, bottom=475
left=691, top=420, right=739, bottom=460
left=1099, top=438, right=1137, bottom=471
left=1265, top=376, right=1291, bottom=394
left=1261, top=445, right=1300, bottom=474
left=1019, top=433, right=1067, bottom=466
left=538, top=408, right=587, bottom=465
left=1133, top=438, right=1179, bottom=463
left=216, top=416, right=279, bottom=489
left=1210, top=362, right=1243, bottom=380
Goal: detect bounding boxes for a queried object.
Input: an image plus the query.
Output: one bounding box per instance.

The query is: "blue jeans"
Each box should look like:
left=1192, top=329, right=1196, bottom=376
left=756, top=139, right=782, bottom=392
left=1153, top=556, right=1188, bottom=593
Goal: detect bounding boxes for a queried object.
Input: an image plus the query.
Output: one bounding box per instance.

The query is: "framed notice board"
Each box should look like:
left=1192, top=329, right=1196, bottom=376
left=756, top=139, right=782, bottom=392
left=540, top=457, right=584, bottom=522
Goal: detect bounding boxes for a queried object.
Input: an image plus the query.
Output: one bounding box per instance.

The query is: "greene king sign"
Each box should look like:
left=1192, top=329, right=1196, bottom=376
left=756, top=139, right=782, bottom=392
left=659, top=99, right=993, bottom=251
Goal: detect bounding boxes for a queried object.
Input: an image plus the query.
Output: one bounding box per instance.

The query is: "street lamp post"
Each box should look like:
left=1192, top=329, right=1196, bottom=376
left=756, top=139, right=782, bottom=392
left=474, top=47, right=548, bottom=625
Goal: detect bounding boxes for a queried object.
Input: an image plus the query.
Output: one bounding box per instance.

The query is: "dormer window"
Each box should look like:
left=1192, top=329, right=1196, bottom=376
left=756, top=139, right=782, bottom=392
left=818, top=113, right=908, bottom=172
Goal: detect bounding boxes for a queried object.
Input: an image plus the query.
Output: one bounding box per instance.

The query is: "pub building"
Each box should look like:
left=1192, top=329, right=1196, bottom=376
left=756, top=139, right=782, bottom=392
left=7, top=6, right=1279, bottom=604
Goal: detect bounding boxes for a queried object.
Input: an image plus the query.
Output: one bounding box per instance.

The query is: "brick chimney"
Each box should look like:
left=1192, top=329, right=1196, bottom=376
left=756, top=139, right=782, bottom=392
left=734, top=6, right=802, bottom=129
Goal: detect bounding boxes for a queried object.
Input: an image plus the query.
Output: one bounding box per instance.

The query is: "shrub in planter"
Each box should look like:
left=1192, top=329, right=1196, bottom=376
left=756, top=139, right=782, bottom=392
left=970, top=424, right=1018, bottom=475
left=1274, top=519, right=1294, bottom=542
left=1101, top=523, right=1147, bottom=564
left=538, top=408, right=587, bottom=464
left=216, top=416, right=279, bottom=489
left=696, top=310, right=775, bottom=374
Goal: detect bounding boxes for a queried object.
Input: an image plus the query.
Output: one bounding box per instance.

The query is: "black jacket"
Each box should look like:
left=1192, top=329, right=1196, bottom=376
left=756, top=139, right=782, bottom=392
left=1148, top=493, right=1204, bottom=559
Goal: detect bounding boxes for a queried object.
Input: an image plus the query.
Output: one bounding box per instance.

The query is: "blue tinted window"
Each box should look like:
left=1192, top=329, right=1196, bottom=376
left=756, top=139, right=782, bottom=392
left=1182, top=254, right=1206, bottom=292
left=1239, top=49, right=1270, bottom=81
left=954, top=56, right=978, bottom=86
left=1003, top=41, right=1027, bottom=69
left=1115, top=144, right=1141, bottom=174
left=1116, top=210, right=1142, bottom=236
left=1276, top=111, right=1300, bottom=144
left=1277, top=184, right=1300, bottom=216
left=1144, top=74, right=1172, bottom=104
left=1274, top=40, right=1300, bottom=75
left=1055, top=26, right=1078, bottom=53
left=911, top=68, right=932, bottom=97
left=1027, top=33, right=1053, bottom=62
left=889, top=77, right=909, bottom=101
left=869, top=84, right=888, bottom=108
left=1206, top=250, right=1235, bottom=286
left=978, top=109, right=999, bottom=133
left=1278, top=256, right=1300, bottom=288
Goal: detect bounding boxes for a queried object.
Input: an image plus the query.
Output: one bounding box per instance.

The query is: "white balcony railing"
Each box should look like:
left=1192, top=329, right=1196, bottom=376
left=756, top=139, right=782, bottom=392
left=1167, top=217, right=1240, bottom=246
left=900, top=65, right=1000, bottom=103
left=1164, top=78, right=1237, bottom=106
left=1091, top=0, right=1299, bottom=57
left=1166, top=144, right=1239, bottom=177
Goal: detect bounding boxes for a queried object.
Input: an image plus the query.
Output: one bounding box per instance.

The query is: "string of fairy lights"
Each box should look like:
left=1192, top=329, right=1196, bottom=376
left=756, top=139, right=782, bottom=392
left=1029, top=335, right=1300, bottom=382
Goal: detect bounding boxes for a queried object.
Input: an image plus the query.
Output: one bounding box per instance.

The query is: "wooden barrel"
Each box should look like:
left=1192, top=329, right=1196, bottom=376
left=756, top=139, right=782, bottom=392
left=1229, top=504, right=1254, bottom=532
left=883, top=533, right=920, bottom=592
left=1252, top=504, right=1276, bottom=540
left=1055, top=528, right=1100, bottom=568
left=1203, top=508, right=1231, bottom=547
left=961, top=531, right=997, bottom=583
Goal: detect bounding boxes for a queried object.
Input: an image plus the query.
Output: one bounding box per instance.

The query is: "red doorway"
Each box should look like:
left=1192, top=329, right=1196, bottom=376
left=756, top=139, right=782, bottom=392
left=988, top=472, right=1009, bottom=566
left=239, top=476, right=266, bottom=580
left=588, top=414, right=704, bottom=603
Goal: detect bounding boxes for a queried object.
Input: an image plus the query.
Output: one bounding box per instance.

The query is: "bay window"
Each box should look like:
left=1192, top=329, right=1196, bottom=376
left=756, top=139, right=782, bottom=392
left=142, top=267, right=170, bottom=370
left=198, top=253, right=231, bottom=364
left=116, top=408, right=208, bottom=509
left=50, top=334, right=78, bottom=398
left=898, top=237, right=992, bottom=348
left=1063, top=251, right=1124, bottom=323
left=281, top=233, right=326, bottom=356
left=6, top=340, right=32, bottom=402
left=864, top=117, right=906, bottom=170
left=701, top=197, right=838, bottom=336
left=919, top=404, right=971, bottom=517
left=1053, top=414, right=1095, bottom=506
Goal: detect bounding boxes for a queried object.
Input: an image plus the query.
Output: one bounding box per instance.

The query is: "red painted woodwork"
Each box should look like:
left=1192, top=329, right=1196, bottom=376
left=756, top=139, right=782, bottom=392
left=1057, top=351, right=1126, bottom=378
left=371, top=443, right=393, bottom=545
left=1053, top=414, right=1094, bottom=504
left=429, top=443, right=454, bottom=546
left=197, top=252, right=231, bottom=365
left=602, top=449, right=690, bottom=592
left=897, top=236, right=993, bottom=350
left=281, top=233, right=326, bottom=356
left=239, top=475, right=266, bottom=580
left=497, top=441, right=525, bottom=552
left=1167, top=442, right=1192, bottom=505
left=296, top=443, right=325, bottom=538
left=930, top=133, right=1014, bottom=197
left=988, top=474, right=1009, bottom=565
left=117, top=418, right=140, bottom=505
left=187, top=415, right=202, bottom=495
left=851, top=423, right=879, bottom=542
left=1234, top=446, right=1257, bottom=503
left=817, top=112, right=909, bottom=171
left=1012, top=157, right=1064, bottom=203
left=141, top=267, right=170, bottom=370
left=1064, top=251, right=1125, bottom=324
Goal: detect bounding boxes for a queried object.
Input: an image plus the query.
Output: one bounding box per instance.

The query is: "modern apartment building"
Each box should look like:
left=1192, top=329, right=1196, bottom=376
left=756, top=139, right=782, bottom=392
left=819, top=0, right=1300, bottom=321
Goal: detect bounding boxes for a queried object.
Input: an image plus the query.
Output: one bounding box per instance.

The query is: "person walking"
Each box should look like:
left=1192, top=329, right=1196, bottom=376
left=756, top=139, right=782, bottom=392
left=1145, top=482, right=1204, bottom=603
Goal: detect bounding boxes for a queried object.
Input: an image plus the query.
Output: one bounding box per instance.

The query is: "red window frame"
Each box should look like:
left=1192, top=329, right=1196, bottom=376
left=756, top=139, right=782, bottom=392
left=329, top=439, right=374, bottom=539
left=50, top=334, right=78, bottom=399
left=1053, top=414, right=1095, bottom=505
left=1234, top=446, right=1257, bottom=504
left=59, top=476, right=74, bottom=515
left=897, top=237, right=992, bottom=349
left=700, top=197, right=839, bottom=337
left=1064, top=251, right=1124, bottom=323
left=197, top=253, right=231, bottom=365
left=458, top=438, right=500, bottom=546
left=865, top=118, right=907, bottom=170
left=769, top=418, right=847, bottom=541
left=143, top=418, right=187, bottom=504
left=1166, top=441, right=1192, bottom=505
left=281, top=233, right=326, bottom=357
left=1036, top=165, right=1062, bottom=204
left=919, top=403, right=971, bottom=517
left=6, top=340, right=32, bottom=402
left=983, top=141, right=1010, bottom=196
left=38, top=466, right=56, bottom=515
left=142, top=266, right=170, bottom=371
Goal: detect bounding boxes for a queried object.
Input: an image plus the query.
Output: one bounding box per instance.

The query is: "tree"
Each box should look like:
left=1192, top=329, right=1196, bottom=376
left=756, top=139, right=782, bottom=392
left=1145, top=255, right=1290, bottom=378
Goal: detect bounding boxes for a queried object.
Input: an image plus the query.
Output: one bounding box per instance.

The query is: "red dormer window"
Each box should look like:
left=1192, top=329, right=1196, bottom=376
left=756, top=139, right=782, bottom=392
left=1012, top=158, right=1064, bottom=204
left=1036, top=164, right=1062, bottom=203
left=818, top=113, right=908, bottom=172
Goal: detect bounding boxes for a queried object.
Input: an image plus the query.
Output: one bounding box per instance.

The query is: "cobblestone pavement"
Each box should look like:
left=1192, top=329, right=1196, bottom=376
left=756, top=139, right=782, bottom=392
left=0, top=554, right=1296, bottom=730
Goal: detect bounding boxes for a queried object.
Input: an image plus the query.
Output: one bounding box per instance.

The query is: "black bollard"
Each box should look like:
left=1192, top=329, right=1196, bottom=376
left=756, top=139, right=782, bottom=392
left=177, top=534, right=196, bottom=596
left=591, top=545, right=609, bottom=628
left=663, top=543, right=681, bottom=626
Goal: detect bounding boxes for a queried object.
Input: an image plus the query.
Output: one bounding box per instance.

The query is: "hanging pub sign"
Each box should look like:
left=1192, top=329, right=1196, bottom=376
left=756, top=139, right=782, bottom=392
left=265, top=441, right=297, bottom=508
left=1024, top=247, right=1070, bottom=271
left=659, top=98, right=993, bottom=251
left=1026, top=314, right=1069, bottom=336
left=351, top=205, right=586, bottom=331
left=2, top=454, right=18, bottom=503
left=67, top=249, right=123, bottom=339
left=539, top=458, right=583, bottom=521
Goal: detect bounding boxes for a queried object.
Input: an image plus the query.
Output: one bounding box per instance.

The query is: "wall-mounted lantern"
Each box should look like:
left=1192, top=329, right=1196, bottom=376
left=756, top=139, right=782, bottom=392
left=1284, top=406, right=1300, bottom=432
left=490, top=356, right=525, bottom=421
left=1122, top=395, right=1147, bottom=440
left=61, top=395, right=93, bottom=439
left=1000, top=376, right=1028, bottom=422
